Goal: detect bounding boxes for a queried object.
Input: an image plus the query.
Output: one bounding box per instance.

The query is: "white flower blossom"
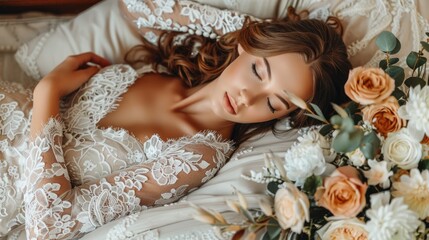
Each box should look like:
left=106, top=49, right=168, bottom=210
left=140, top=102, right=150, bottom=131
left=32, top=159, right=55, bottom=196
left=398, top=85, right=429, bottom=141
left=392, top=169, right=429, bottom=219
left=284, top=142, right=326, bottom=186
left=365, top=192, right=421, bottom=240
left=382, top=128, right=422, bottom=169
left=364, top=160, right=392, bottom=189
left=346, top=148, right=366, bottom=167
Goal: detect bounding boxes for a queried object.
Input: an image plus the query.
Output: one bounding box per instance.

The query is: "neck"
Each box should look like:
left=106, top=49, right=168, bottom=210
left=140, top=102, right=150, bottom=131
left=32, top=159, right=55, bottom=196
left=172, top=81, right=235, bottom=136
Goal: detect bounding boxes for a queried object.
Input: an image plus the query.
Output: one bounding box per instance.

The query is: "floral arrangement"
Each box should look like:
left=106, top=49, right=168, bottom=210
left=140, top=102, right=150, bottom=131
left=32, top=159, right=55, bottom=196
left=192, top=31, right=429, bottom=240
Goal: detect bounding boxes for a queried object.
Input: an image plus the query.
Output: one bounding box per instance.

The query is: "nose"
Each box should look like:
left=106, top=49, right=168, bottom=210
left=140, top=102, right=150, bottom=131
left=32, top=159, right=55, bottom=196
left=238, top=88, right=260, bottom=107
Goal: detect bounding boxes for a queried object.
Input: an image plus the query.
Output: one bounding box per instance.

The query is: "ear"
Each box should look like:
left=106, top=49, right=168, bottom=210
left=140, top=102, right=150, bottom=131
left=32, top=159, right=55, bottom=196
left=237, top=43, right=244, bottom=55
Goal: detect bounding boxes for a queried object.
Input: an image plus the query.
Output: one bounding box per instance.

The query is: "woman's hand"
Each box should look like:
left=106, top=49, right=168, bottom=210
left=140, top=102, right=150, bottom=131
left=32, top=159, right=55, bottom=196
left=35, top=52, right=110, bottom=98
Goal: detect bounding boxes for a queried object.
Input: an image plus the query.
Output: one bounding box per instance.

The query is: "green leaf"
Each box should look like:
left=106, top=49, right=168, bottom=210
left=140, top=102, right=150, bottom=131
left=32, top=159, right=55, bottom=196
left=390, top=38, right=401, bottom=54
left=319, top=124, right=333, bottom=136
left=332, top=103, right=348, bottom=118
left=376, top=31, right=398, bottom=53
left=352, top=114, right=363, bottom=125
left=359, top=131, right=381, bottom=159
left=267, top=218, right=281, bottom=239
left=345, top=101, right=359, bottom=116
left=310, top=103, right=327, bottom=122
left=392, top=88, right=406, bottom=100
left=379, top=58, right=400, bottom=70
left=267, top=182, right=279, bottom=196
left=406, top=51, right=427, bottom=69
left=405, top=77, right=426, bottom=88
left=330, top=115, right=343, bottom=126
left=302, top=175, right=323, bottom=195
left=385, top=66, right=405, bottom=86
left=267, top=219, right=281, bottom=239
left=421, top=41, right=429, bottom=52
left=341, top=117, right=356, bottom=133
left=418, top=159, right=429, bottom=171
left=262, top=232, right=271, bottom=240
left=332, top=129, right=364, bottom=153
left=305, top=113, right=328, bottom=123
left=426, top=32, right=429, bottom=37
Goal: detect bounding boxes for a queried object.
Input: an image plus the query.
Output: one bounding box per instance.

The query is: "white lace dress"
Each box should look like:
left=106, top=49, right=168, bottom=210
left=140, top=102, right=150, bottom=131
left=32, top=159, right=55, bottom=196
left=0, top=64, right=232, bottom=239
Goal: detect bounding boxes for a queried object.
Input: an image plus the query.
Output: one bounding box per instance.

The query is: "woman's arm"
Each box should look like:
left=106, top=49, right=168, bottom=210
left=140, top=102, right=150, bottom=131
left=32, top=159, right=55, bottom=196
left=30, top=53, right=110, bottom=138
left=120, top=0, right=254, bottom=44
left=25, top=53, right=231, bottom=239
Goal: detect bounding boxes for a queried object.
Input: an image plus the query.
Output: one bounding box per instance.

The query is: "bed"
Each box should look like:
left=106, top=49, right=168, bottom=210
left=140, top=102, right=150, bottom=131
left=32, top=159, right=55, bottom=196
left=0, top=0, right=428, bottom=239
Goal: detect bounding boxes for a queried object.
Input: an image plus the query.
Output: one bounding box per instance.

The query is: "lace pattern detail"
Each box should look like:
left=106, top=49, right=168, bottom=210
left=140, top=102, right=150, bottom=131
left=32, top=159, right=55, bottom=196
left=62, top=64, right=138, bottom=132
left=122, top=0, right=249, bottom=44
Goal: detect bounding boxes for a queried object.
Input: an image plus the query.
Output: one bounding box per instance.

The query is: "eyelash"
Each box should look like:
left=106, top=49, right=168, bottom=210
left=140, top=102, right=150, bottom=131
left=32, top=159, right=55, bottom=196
left=251, top=63, right=262, bottom=81
left=267, top=97, right=276, bottom=113
left=252, top=63, right=276, bottom=114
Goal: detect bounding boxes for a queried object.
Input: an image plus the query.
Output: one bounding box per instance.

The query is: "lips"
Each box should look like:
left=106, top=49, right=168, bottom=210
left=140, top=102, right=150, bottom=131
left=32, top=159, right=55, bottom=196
left=224, top=92, right=237, bottom=115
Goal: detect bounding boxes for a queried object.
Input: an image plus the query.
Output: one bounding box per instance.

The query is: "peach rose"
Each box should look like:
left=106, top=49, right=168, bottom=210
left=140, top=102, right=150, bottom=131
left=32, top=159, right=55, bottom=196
left=315, top=166, right=368, bottom=217
left=317, top=218, right=368, bottom=240
left=362, top=96, right=405, bottom=137
left=344, top=67, right=395, bottom=105
left=274, top=183, right=310, bottom=233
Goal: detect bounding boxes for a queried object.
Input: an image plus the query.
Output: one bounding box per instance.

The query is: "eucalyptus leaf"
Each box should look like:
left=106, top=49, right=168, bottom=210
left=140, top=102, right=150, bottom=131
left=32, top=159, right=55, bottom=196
left=376, top=31, right=398, bottom=53
left=359, top=131, right=381, bottom=159
left=332, top=129, right=364, bottom=153
left=341, top=117, right=356, bottom=133
left=418, top=159, right=429, bottom=171
left=319, top=124, right=333, bottom=136
left=406, top=51, right=427, bottom=69
left=392, top=88, right=406, bottom=100
left=330, top=115, right=343, bottom=126
left=332, top=103, right=348, bottom=118
left=390, top=38, right=401, bottom=54
left=405, top=77, right=426, bottom=88
left=421, top=41, right=429, bottom=52
left=310, top=103, right=327, bottom=122
left=379, top=58, right=400, bottom=70
left=386, top=66, right=405, bottom=86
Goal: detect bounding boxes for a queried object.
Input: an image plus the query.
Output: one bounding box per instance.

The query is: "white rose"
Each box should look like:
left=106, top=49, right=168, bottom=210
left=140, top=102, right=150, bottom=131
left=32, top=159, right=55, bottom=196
left=382, top=128, right=422, bottom=169
left=274, top=183, right=309, bottom=233
left=317, top=218, right=368, bottom=240
left=284, top=142, right=326, bottom=186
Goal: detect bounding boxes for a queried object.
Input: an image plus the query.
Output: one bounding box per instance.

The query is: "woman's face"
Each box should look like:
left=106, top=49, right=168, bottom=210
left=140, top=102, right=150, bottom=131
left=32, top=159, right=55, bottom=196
left=211, top=45, right=313, bottom=124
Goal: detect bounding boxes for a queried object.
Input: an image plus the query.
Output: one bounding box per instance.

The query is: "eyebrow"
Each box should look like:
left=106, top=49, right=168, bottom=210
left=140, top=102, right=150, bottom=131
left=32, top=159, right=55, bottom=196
left=263, top=57, right=271, bottom=80
left=275, top=93, right=290, bottom=109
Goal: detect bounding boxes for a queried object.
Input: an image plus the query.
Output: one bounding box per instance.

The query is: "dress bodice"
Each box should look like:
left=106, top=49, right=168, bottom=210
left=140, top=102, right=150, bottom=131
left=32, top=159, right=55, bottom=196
left=0, top=64, right=232, bottom=239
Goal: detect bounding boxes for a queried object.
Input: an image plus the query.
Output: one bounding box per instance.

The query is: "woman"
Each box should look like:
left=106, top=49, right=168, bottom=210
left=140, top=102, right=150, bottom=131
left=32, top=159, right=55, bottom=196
left=0, top=4, right=351, bottom=240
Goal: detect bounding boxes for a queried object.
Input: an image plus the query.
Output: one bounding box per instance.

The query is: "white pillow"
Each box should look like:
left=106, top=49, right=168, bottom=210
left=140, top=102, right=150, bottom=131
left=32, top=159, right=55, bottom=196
left=14, top=0, right=142, bottom=80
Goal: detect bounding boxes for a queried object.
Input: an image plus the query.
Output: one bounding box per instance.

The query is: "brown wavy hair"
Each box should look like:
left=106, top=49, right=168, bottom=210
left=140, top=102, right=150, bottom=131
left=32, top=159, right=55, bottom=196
left=125, top=7, right=352, bottom=146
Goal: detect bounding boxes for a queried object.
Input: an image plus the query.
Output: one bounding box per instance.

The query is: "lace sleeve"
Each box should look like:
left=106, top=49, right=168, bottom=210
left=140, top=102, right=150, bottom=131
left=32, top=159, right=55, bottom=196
left=24, top=118, right=232, bottom=239
left=61, top=65, right=138, bottom=132
left=119, top=0, right=253, bottom=45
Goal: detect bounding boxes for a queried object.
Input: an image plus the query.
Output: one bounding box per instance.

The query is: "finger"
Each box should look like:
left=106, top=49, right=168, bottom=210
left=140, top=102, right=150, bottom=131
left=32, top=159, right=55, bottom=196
left=69, top=52, right=111, bottom=68
left=75, top=66, right=100, bottom=84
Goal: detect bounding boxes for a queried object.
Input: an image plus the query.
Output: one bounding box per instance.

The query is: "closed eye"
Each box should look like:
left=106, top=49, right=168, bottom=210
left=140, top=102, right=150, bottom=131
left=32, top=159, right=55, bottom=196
left=252, top=63, right=262, bottom=81
left=267, top=97, right=276, bottom=113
